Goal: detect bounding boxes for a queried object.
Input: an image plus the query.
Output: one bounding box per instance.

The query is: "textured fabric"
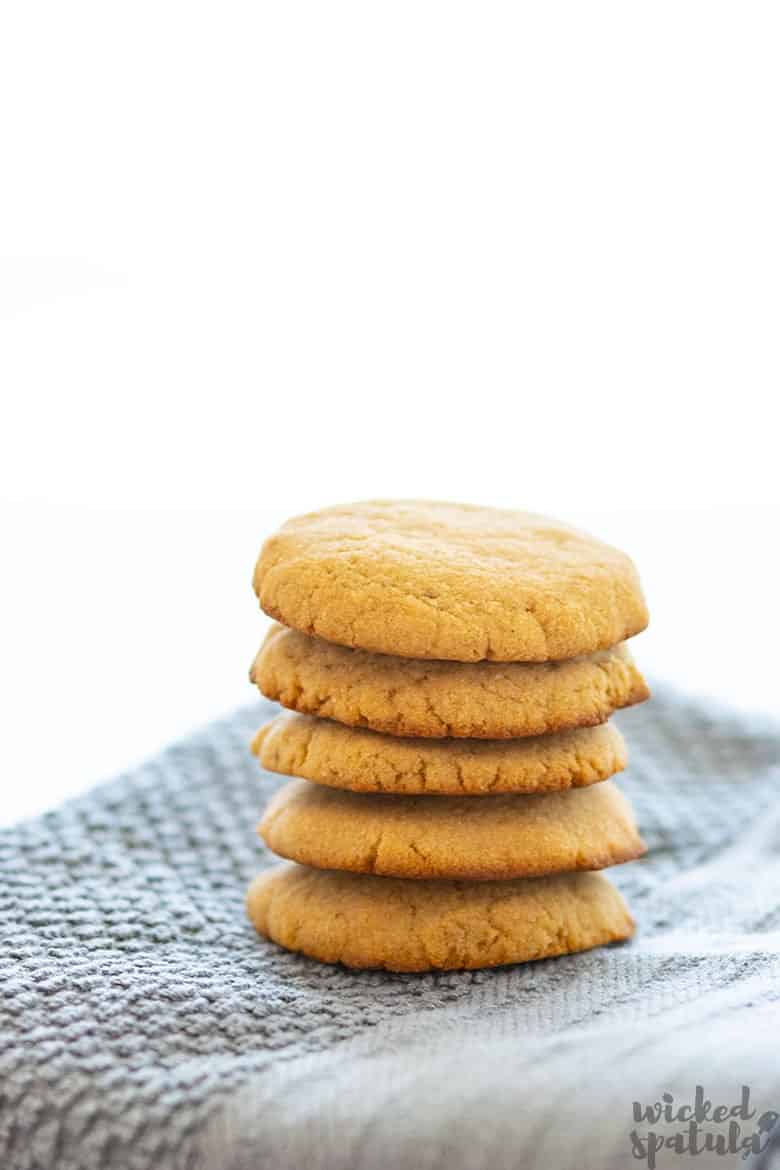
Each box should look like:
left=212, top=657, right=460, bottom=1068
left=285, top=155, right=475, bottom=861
left=1, top=688, right=779, bottom=1170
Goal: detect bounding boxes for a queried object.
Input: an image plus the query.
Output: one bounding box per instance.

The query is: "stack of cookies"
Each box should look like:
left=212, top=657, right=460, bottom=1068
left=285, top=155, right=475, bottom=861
left=246, top=501, right=649, bottom=973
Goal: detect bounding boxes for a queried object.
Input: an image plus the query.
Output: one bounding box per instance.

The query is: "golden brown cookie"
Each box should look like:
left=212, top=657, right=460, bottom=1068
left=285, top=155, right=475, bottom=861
left=258, top=778, right=645, bottom=880
left=250, top=625, right=649, bottom=739
left=253, top=500, right=648, bottom=662
left=246, top=863, right=635, bottom=971
left=252, top=713, right=628, bottom=795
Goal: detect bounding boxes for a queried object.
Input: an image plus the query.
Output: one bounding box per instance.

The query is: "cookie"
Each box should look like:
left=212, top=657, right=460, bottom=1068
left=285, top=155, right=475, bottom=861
left=252, top=713, right=627, bottom=795
left=253, top=500, right=648, bottom=662
left=246, top=863, right=635, bottom=971
left=258, top=778, right=645, bottom=880
left=250, top=625, right=649, bottom=739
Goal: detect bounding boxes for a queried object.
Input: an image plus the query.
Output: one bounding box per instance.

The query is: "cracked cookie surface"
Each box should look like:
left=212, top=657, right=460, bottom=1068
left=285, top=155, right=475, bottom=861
left=251, top=625, right=649, bottom=739
left=258, top=778, right=645, bottom=880
left=246, top=863, right=635, bottom=971
left=253, top=500, right=648, bottom=662
left=252, top=712, right=627, bottom=795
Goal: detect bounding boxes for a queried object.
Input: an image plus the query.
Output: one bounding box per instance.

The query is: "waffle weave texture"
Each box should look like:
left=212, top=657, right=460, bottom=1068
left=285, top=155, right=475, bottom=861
left=1, top=688, right=779, bottom=1170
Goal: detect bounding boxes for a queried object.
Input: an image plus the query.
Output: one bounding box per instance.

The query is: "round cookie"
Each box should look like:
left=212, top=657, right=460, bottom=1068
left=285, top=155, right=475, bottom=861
left=258, top=778, right=646, bottom=881
left=250, top=625, right=649, bottom=739
left=246, top=863, right=636, bottom=971
left=252, top=713, right=628, bottom=795
left=253, top=500, right=648, bottom=662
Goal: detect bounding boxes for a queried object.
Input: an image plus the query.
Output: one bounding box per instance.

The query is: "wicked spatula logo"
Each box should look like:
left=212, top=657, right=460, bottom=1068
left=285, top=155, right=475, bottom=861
left=630, top=1086, right=778, bottom=1167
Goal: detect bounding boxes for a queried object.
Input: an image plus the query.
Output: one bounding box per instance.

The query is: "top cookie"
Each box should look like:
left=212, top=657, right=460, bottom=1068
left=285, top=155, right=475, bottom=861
left=254, top=500, right=648, bottom=662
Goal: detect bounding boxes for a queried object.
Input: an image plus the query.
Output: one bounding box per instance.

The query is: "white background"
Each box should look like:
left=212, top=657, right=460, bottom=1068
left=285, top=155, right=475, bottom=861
left=2, top=2, right=778, bottom=825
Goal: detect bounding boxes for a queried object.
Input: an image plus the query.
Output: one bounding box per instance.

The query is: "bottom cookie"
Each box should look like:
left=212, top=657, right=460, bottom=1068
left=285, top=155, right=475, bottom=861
left=246, top=863, right=635, bottom=972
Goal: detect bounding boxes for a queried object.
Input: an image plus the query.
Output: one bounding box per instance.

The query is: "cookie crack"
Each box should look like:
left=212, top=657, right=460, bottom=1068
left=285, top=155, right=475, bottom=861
left=407, top=840, right=432, bottom=865
left=364, top=829, right=386, bottom=874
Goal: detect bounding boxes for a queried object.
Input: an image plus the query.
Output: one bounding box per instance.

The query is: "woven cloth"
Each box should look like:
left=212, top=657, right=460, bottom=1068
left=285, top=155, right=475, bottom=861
left=1, top=688, right=779, bottom=1170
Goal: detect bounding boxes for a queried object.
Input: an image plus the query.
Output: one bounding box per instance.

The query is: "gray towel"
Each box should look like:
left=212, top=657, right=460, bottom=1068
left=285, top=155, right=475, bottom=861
left=1, top=688, right=779, bottom=1170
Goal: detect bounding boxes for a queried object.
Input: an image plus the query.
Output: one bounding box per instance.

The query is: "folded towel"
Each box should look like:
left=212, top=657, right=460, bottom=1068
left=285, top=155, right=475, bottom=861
left=1, top=688, right=779, bottom=1170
